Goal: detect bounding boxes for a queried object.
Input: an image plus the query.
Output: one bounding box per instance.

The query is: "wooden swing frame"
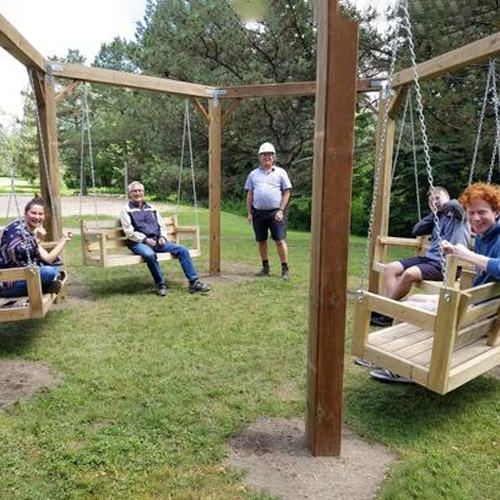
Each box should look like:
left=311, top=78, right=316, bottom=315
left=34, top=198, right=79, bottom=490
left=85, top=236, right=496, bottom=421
left=2, top=1, right=500, bottom=454
left=352, top=15, right=500, bottom=395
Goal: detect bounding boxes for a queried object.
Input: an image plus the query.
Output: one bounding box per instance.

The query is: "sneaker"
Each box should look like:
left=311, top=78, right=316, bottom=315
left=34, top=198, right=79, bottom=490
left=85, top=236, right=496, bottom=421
left=157, top=285, right=168, bottom=297
left=353, top=357, right=376, bottom=368
left=43, top=279, right=62, bottom=295
left=256, top=266, right=270, bottom=277
left=281, top=267, right=290, bottom=280
left=369, top=368, right=413, bottom=384
left=370, top=312, right=393, bottom=327
left=189, top=281, right=211, bottom=293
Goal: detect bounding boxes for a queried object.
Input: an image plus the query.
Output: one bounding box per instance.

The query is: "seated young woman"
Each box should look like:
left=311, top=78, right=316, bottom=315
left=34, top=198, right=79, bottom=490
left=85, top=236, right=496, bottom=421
left=404, top=182, right=500, bottom=310
left=0, top=197, right=72, bottom=297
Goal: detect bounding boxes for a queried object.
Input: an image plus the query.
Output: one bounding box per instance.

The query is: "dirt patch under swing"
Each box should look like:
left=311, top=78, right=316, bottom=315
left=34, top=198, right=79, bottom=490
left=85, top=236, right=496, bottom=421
left=228, top=416, right=395, bottom=500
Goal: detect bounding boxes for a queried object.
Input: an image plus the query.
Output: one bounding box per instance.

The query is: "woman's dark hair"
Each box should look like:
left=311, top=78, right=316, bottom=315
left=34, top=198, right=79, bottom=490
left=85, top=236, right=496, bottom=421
left=24, top=197, right=45, bottom=214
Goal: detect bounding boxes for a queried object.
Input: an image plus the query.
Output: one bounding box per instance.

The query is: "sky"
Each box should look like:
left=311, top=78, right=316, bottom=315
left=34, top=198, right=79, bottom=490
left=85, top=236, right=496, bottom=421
left=0, top=0, right=392, bottom=126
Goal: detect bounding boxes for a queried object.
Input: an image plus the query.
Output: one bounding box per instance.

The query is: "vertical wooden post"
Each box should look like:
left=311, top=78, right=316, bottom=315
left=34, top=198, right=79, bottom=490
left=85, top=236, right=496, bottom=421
left=306, top=0, right=359, bottom=456
left=368, top=95, right=396, bottom=294
left=30, top=67, right=62, bottom=240
left=208, top=98, right=222, bottom=276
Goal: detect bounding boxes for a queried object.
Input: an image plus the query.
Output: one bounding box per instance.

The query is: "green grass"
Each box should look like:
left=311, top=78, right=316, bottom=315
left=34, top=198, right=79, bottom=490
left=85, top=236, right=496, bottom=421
left=0, top=208, right=499, bottom=499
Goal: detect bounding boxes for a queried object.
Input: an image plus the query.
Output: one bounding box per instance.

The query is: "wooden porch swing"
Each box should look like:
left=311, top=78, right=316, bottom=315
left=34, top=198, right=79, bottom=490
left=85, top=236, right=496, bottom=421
left=78, top=95, right=201, bottom=268
left=352, top=6, right=500, bottom=394
left=0, top=71, right=67, bottom=322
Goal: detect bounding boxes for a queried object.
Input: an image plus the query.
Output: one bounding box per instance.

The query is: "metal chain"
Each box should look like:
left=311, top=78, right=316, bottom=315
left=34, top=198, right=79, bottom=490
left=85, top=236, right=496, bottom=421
left=470, top=60, right=494, bottom=185
left=176, top=100, right=188, bottom=213
left=28, top=69, right=58, bottom=236
left=487, top=61, right=500, bottom=183
left=185, top=101, right=200, bottom=229
left=82, top=84, right=99, bottom=225
left=390, top=87, right=411, bottom=183
left=400, top=0, right=449, bottom=288
left=358, top=5, right=403, bottom=293
left=408, top=90, right=422, bottom=220
left=176, top=100, right=199, bottom=227
left=1, top=103, right=34, bottom=267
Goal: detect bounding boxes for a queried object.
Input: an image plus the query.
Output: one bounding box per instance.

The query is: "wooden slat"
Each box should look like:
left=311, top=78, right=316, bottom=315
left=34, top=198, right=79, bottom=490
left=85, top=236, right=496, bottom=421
left=462, top=298, right=500, bottom=327
left=368, top=322, right=422, bottom=346
left=351, top=294, right=371, bottom=357
left=448, top=342, right=500, bottom=392
left=393, top=31, right=500, bottom=88
left=366, top=292, right=437, bottom=331
left=464, top=281, right=500, bottom=304
left=378, top=328, right=433, bottom=354
left=363, top=345, right=429, bottom=387
left=25, top=267, right=44, bottom=318
left=427, top=289, right=462, bottom=393
left=0, top=12, right=46, bottom=71
left=377, top=236, right=421, bottom=247
left=50, top=62, right=215, bottom=99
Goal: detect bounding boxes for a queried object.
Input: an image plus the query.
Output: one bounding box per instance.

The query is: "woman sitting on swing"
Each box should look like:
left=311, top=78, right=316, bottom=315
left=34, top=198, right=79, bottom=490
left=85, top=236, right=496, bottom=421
left=0, top=197, right=72, bottom=297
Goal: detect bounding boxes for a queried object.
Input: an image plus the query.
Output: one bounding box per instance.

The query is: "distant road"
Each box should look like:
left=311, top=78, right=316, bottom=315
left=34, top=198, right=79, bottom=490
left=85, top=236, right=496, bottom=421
left=0, top=196, right=175, bottom=217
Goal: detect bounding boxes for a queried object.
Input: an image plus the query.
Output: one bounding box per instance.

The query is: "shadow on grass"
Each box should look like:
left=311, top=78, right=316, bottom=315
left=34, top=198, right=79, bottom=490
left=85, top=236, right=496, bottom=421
left=87, top=274, right=186, bottom=298
left=0, top=318, right=49, bottom=356
left=345, top=372, right=500, bottom=447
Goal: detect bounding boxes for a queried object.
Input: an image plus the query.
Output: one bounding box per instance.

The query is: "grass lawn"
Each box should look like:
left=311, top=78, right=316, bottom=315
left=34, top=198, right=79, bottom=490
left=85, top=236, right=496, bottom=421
left=0, top=209, right=500, bottom=499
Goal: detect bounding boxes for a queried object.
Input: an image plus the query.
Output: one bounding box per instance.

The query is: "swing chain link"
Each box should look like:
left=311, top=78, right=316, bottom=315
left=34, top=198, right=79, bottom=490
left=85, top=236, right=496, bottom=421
left=0, top=96, right=34, bottom=267
left=487, top=60, right=500, bottom=183
left=470, top=60, right=494, bottom=185
left=408, top=90, right=422, bottom=221
left=400, top=0, right=449, bottom=289
left=357, top=5, right=403, bottom=295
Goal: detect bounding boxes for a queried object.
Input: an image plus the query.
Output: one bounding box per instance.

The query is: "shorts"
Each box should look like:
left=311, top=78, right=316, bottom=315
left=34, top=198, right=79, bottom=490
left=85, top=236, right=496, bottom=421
left=400, top=255, right=443, bottom=281
left=252, top=208, right=287, bottom=242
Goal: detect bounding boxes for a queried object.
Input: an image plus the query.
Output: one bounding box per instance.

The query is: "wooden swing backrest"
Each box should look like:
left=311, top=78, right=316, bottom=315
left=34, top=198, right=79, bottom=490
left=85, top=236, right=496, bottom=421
left=81, top=216, right=182, bottom=253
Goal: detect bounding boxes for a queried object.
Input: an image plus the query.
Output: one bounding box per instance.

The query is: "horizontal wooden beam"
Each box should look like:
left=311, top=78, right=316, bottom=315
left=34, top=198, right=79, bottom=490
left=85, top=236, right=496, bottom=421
left=393, top=31, right=500, bottom=88
left=0, top=11, right=46, bottom=71
left=220, top=78, right=382, bottom=99
left=49, top=62, right=216, bottom=98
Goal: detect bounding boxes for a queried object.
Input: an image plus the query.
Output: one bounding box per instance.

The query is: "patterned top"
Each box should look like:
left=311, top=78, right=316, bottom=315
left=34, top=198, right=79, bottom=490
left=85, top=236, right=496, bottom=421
left=0, top=219, right=40, bottom=269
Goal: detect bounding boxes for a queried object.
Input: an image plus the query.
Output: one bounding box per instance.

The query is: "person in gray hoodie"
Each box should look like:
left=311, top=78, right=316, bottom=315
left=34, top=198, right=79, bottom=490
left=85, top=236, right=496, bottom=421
left=371, top=186, right=470, bottom=327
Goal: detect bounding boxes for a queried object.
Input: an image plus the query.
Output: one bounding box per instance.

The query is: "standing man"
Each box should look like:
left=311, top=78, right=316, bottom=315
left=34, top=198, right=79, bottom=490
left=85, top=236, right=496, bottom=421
left=245, top=142, right=292, bottom=279
left=120, top=181, right=211, bottom=296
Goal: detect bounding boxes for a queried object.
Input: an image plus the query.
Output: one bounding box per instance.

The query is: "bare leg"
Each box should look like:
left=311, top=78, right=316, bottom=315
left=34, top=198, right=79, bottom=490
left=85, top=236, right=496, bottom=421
left=384, top=261, right=405, bottom=298
left=275, top=239, right=288, bottom=264
left=390, top=266, right=423, bottom=301
left=258, top=240, right=269, bottom=261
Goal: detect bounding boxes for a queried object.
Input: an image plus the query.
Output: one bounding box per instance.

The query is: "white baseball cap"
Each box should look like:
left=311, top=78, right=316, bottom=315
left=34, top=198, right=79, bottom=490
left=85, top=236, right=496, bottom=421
left=258, top=142, right=276, bottom=155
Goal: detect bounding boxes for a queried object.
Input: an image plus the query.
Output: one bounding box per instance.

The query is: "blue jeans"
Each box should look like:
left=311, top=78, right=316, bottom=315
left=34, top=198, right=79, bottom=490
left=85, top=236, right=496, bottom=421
left=1, top=265, right=60, bottom=297
left=129, top=241, right=198, bottom=287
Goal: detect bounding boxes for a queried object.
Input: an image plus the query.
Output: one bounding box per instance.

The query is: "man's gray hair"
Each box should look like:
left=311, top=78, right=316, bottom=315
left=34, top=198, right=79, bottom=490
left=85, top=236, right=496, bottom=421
left=128, top=181, right=145, bottom=194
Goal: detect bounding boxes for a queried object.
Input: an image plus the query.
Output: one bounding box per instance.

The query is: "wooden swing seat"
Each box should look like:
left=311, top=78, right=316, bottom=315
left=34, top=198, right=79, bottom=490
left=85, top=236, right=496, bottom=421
left=372, top=235, right=476, bottom=293
left=80, top=216, right=201, bottom=268
left=352, top=279, right=500, bottom=394
left=0, top=266, right=67, bottom=323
